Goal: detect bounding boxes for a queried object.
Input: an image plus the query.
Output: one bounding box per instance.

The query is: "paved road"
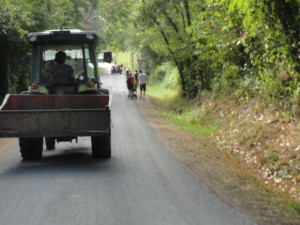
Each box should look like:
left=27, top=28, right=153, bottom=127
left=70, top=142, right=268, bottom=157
left=0, top=74, right=257, bottom=225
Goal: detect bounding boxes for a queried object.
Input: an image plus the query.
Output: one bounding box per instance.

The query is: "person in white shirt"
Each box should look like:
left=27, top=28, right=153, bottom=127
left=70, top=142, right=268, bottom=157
left=137, top=70, right=148, bottom=99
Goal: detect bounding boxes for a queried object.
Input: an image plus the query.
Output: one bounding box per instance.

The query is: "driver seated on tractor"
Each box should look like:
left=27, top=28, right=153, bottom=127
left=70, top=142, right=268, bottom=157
left=50, top=51, right=75, bottom=82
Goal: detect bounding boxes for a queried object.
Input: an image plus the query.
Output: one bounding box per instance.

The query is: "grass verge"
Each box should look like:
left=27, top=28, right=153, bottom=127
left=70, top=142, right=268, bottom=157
left=147, top=84, right=219, bottom=137
left=146, top=84, right=300, bottom=224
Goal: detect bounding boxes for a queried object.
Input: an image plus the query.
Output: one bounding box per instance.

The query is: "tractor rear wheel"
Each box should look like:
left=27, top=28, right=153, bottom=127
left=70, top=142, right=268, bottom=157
left=45, top=137, right=56, bottom=150
left=91, top=135, right=111, bottom=159
left=19, top=137, right=43, bottom=160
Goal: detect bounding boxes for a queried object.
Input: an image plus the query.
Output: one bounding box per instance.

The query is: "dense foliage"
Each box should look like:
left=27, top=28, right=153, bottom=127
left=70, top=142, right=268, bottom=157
left=1, top=0, right=300, bottom=114
left=99, top=0, right=300, bottom=114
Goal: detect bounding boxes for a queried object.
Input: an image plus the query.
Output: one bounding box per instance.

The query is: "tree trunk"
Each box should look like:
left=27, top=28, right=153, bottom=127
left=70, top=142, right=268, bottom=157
left=0, top=35, right=9, bottom=102
left=159, top=29, right=187, bottom=96
left=175, top=61, right=186, bottom=96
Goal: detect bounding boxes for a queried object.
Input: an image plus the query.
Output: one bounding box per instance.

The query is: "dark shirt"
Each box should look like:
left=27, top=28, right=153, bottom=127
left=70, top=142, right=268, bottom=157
left=50, top=64, right=74, bottom=82
left=127, top=76, right=135, bottom=90
left=127, top=76, right=135, bottom=85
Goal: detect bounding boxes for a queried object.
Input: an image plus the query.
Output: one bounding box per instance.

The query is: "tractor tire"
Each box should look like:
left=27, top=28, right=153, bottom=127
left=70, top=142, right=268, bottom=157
left=91, top=135, right=111, bottom=159
left=19, top=137, right=43, bottom=160
left=45, top=137, right=56, bottom=150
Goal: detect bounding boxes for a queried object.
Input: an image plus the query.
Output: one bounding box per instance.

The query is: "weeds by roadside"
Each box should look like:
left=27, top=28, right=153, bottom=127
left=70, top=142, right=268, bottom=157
left=146, top=84, right=300, bottom=224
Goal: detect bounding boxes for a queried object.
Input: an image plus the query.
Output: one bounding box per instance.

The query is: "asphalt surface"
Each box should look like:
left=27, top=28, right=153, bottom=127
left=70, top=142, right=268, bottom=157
left=0, top=74, right=257, bottom=225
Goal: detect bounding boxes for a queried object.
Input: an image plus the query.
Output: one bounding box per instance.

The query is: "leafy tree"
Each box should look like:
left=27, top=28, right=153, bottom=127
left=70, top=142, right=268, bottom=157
left=206, top=0, right=300, bottom=111
left=0, top=0, right=30, bottom=99
left=96, top=0, right=139, bottom=51
left=134, top=0, right=203, bottom=97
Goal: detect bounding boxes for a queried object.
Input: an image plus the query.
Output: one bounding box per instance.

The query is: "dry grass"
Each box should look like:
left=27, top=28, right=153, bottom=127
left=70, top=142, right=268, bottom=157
left=137, top=92, right=300, bottom=225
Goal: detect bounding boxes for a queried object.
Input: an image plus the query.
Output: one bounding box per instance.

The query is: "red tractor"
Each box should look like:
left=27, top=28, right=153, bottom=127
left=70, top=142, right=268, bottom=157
left=0, top=29, right=111, bottom=160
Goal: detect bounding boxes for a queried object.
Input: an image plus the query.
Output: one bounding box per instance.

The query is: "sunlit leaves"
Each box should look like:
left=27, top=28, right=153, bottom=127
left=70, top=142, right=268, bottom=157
left=0, top=0, right=30, bottom=36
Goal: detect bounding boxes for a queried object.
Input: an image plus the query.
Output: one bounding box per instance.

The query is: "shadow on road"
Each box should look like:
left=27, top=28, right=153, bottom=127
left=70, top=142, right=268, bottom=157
left=1, top=148, right=117, bottom=177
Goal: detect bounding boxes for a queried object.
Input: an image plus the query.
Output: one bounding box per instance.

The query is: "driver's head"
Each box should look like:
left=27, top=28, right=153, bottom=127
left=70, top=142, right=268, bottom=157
left=55, top=51, right=66, bottom=64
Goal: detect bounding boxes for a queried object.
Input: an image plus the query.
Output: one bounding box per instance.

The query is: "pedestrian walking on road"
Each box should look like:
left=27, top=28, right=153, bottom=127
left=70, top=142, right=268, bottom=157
left=126, top=73, right=136, bottom=98
left=137, top=70, right=148, bottom=99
